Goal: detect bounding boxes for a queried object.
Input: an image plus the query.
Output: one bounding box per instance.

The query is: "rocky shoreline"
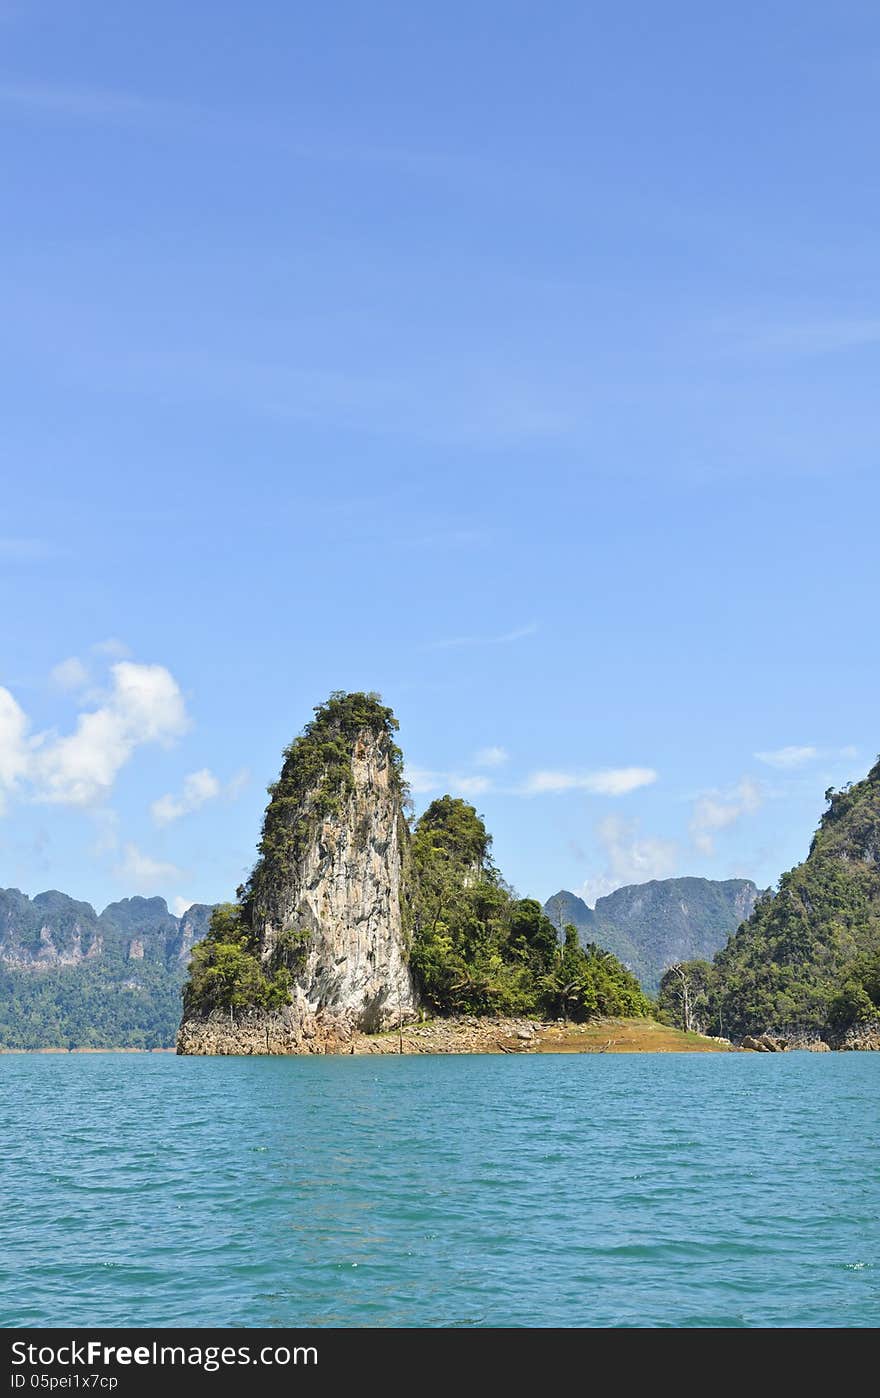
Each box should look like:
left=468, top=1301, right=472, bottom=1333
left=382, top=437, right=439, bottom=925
left=176, top=1011, right=721, bottom=1055
left=177, top=1008, right=880, bottom=1055
left=6, top=1017, right=877, bottom=1056
left=741, top=1022, right=880, bottom=1052
left=177, top=1009, right=549, bottom=1055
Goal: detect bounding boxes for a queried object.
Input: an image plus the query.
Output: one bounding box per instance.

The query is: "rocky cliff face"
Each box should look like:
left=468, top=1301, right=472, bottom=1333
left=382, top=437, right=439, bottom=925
left=253, top=719, right=417, bottom=1032
left=0, top=890, right=213, bottom=972
left=0, top=889, right=103, bottom=970
left=178, top=692, right=418, bottom=1053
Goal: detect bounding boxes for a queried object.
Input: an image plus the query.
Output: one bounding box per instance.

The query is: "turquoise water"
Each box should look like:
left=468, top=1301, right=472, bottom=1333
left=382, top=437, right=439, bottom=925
left=1, top=1053, right=877, bottom=1328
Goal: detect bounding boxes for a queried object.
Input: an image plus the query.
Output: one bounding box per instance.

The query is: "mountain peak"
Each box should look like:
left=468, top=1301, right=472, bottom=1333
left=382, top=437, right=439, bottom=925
left=543, top=877, right=761, bottom=994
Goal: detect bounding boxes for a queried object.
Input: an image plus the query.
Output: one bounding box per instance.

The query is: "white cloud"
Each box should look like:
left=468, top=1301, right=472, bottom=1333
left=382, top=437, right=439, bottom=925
left=0, top=687, right=30, bottom=813
left=406, top=766, right=441, bottom=794
left=92, top=637, right=131, bottom=658
left=454, top=775, right=492, bottom=796
left=755, top=744, right=817, bottom=769
left=406, top=765, right=493, bottom=799
left=474, top=746, right=508, bottom=768
left=151, top=765, right=250, bottom=825
left=34, top=661, right=190, bottom=806
left=151, top=768, right=221, bottom=825
left=50, top=656, right=90, bottom=692
left=586, top=767, right=658, bottom=796
left=521, top=766, right=657, bottom=796
left=689, top=777, right=763, bottom=857
left=226, top=766, right=251, bottom=800
left=755, top=743, right=858, bottom=769
left=423, top=623, right=537, bottom=652
left=580, top=815, right=679, bottom=905
left=114, top=843, right=184, bottom=892
left=171, top=896, right=193, bottom=918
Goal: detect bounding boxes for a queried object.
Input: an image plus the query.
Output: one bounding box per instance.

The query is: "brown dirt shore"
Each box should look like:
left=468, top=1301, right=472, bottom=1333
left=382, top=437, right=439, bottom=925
left=352, top=1016, right=736, bottom=1055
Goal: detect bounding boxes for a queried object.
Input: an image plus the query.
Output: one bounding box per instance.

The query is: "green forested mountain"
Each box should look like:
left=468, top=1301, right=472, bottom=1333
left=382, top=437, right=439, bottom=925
left=658, top=758, right=880, bottom=1040
left=0, top=891, right=212, bottom=1048
left=543, top=878, right=762, bottom=994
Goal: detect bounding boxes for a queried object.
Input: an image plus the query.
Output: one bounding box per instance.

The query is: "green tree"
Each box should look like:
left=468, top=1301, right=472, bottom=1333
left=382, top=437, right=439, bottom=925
left=184, top=903, right=291, bottom=1017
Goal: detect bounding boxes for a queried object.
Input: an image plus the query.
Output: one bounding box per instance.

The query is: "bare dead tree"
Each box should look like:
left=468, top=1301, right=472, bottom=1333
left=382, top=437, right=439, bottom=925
left=669, top=962, right=696, bottom=1033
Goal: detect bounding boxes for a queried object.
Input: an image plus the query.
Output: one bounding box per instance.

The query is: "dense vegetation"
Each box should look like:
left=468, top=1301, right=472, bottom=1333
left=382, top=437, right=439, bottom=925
left=0, top=961, right=187, bottom=1050
left=0, top=893, right=212, bottom=1049
left=183, top=903, right=292, bottom=1017
left=410, top=797, right=653, bottom=1020
left=658, top=758, right=880, bottom=1039
left=544, top=878, right=762, bottom=994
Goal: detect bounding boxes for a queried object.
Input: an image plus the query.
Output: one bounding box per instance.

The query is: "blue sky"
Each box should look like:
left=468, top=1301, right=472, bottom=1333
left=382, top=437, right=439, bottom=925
left=1, top=2, right=878, bottom=916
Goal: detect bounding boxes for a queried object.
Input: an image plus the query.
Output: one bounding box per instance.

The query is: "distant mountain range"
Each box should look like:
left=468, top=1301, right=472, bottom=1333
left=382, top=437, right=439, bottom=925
left=0, top=890, right=212, bottom=1049
left=0, top=873, right=763, bottom=1047
left=543, top=878, right=764, bottom=994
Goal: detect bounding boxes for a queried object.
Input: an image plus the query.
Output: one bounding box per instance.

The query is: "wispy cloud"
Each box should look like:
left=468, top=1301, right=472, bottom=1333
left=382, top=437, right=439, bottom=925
left=748, top=317, right=880, bottom=356
left=422, top=623, right=537, bottom=652
left=689, top=777, right=763, bottom=857
left=406, top=767, right=441, bottom=795
left=0, top=80, right=448, bottom=178
left=406, top=766, right=492, bottom=799
left=49, top=657, right=90, bottom=693
left=114, top=842, right=184, bottom=892
left=754, top=744, right=817, bottom=769
left=755, top=743, right=857, bottom=769
left=520, top=766, right=657, bottom=797
left=579, top=815, right=679, bottom=905
left=474, top=746, right=509, bottom=768
left=151, top=766, right=249, bottom=825
left=151, top=769, right=220, bottom=826
left=50, top=337, right=578, bottom=450
left=92, top=638, right=131, bottom=659
left=0, top=81, right=174, bottom=120
left=455, top=775, right=492, bottom=796
left=0, top=536, right=58, bottom=561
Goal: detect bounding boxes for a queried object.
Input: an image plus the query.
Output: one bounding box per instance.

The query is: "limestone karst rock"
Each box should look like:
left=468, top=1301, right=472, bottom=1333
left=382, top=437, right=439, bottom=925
left=178, top=692, right=418, bottom=1053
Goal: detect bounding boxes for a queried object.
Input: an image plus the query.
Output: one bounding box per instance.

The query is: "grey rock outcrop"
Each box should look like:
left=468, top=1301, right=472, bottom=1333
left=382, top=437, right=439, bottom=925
left=178, top=693, right=418, bottom=1054
left=251, top=723, right=417, bottom=1034
left=741, top=1033, right=786, bottom=1052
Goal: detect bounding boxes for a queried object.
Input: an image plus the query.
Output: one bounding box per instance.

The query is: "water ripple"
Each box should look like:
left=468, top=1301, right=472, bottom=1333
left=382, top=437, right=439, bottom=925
left=0, top=1053, right=877, bottom=1327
